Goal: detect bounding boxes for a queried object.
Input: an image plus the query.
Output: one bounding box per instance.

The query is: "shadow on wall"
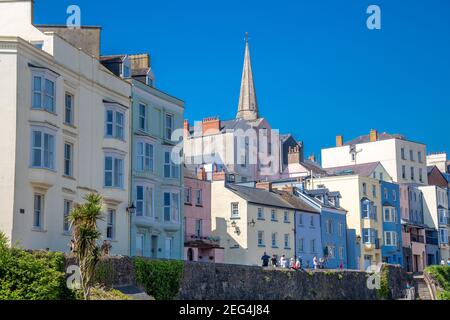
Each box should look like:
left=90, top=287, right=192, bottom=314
left=213, top=217, right=247, bottom=265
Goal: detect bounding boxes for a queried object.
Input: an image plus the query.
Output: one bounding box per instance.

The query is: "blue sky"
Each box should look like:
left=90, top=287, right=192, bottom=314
left=35, top=0, right=450, bottom=160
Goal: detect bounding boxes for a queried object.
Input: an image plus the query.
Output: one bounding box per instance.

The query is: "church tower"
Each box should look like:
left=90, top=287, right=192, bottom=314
left=236, top=33, right=259, bottom=121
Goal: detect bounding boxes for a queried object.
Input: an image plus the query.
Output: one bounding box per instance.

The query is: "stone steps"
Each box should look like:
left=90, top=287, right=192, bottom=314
left=414, top=275, right=432, bottom=300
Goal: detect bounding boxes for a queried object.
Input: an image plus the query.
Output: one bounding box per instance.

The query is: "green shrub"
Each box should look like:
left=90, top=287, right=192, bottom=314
left=134, top=258, right=183, bottom=300
left=89, top=286, right=132, bottom=300
left=376, top=267, right=391, bottom=300
left=425, top=265, right=450, bottom=300
left=0, top=233, right=73, bottom=300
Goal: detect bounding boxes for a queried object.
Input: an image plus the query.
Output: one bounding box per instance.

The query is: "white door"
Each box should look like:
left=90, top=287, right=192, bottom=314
left=136, top=233, right=144, bottom=257
left=165, top=237, right=173, bottom=259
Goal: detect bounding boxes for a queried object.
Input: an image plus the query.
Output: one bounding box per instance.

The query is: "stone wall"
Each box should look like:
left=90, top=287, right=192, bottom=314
left=64, top=255, right=411, bottom=300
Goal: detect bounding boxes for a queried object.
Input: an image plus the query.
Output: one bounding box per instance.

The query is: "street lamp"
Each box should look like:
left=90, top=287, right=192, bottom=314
left=248, top=219, right=256, bottom=227
left=126, top=202, right=136, bottom=214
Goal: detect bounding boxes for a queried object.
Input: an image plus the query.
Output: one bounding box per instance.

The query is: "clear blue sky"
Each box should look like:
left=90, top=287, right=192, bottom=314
left=35, top=0, right=450, bottom=160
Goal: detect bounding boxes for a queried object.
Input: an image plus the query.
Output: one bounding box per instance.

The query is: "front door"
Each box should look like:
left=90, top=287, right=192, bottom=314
left=413, top=255, right=419, bottom=272
left=151, top=235, right=158, bottom=258
left=136, top=233, right=144, bottom=257
left=165, top=237, right=173, bottom=259
left=364, top=255, right=372, bottom=271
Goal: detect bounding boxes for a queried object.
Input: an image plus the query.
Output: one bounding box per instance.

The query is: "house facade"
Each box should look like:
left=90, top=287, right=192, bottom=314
left=210, top=180, right=297, bottom=266
left=0, top=0, right=131, bottom=254
left=184, top=167, right=224, bottom=262
left=322, top=130, right=428, bottom=185
left=306, top=175, right=383, bottom=271
left=380, top=181, right=403, bottom=266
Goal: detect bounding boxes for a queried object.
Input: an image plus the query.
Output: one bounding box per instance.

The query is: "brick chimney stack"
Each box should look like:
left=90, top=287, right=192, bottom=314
left=255, top=181, right=273, bottom=192
left=197, top=167, right=206, bottom=181
left=202, top=117, right=220, bottom=135
left=184, top=120, right=189, bottom=138
left=336, top=135, right=343, bottom=147
left=288, top=145, right=301, bottom=165
left=308, top=154, right=316, bottom=163
left=370, top=129, right=378, bottom=142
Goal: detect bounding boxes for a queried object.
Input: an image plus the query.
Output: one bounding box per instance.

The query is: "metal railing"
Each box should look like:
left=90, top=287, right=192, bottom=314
left=185, top=234, right=220, bottom=245
left=410, top=234, right=425, bottom=243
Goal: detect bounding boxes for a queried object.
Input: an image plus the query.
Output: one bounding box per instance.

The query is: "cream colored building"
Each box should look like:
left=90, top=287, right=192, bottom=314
left=211, top=180, right=297, bottom=266
left=419, top=185, right=450, bottom=261
left=306, top=175, right=383, bottom=270
left=0, top=0, right=131, bottom=254
left=322, top=130, right=428, bottom=185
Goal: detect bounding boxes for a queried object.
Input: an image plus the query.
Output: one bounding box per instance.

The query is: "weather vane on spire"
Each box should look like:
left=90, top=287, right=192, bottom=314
left=245, top=32, right=249, bottom=42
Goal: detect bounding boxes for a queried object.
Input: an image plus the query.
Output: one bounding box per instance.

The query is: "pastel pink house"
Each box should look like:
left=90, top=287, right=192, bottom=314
left=184, top=167, right=224, bottom=263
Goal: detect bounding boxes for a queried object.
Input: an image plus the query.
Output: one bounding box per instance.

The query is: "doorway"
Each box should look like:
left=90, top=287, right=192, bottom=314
left=151, top=235, right=158, bottom=259
left=136, top=233, right=144, bottom=257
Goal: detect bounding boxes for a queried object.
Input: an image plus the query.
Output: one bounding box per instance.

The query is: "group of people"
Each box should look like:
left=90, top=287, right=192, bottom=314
left=440, top=258, right=450, bottom=266
left=261, top=252, right=345, bottom=270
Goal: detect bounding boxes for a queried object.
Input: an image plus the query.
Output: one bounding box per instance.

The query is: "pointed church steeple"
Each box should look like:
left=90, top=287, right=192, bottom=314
left=236, top=32, right=259, bottom=121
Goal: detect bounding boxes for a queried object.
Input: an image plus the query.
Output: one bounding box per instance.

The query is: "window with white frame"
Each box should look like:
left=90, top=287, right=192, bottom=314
left=310, top=239, right=316, bottom=253
left=257, top=207, right=264, bottom=220
left=384, top=231, right=398, bottom=246
left=298, top=213, right=303, bottom=226
left=258, top=231, right=265, bottom=246
left=121, top=57, right=131, bottom=78
left=298, top=238, right=304, bottom=253
left=33, top=193, right=44, bottom=229
left=138, top=103, right=147, bottom=131
left=283, top=211, right=290, bottom=223
left=419, top=168, right=423, bottom=182
left=438, top=209, right=447, bottom=225
left=271, top=209, right=277, bottom=221
left=106, top=209, right=116, bottom=240
left=231, top=202, right=239, bottom=218
left=439, top=228, right=449, bottom=244
left=327, top=245, right=335, bottom=258
left=362, top=228, right=377, bottom=244
left=372, top=185, right=377, bottom=198
left=195, top=219, right=202, bottom=237
left=326, top=219, right=333, bottom=234
left=384, top=188, right=388, bottom=200
left=418, top=151, right=422, bottom=163
left=165, top=113, right=174, bottom=140
left=104, top=154, right=124, bottom=188
left=63, top=199, right=72, bottom=233
left=195, top=189, right=202, bottom=206
left=32, top=71, right=56, bottom=113
left=401, top=148, right=405, bottom=160
left=384, top=207, right=397, bottom=222
left=136, top=185, right=154, bottom=218
left=64, top=93, right=74, bottom=125
left=64, top=143, right=73, bottom=177
left=105, top=108, right=125, bottom=140
left=310, top=215, right=315, bottom=227
left=184, top=187, right=191, bottom=204
left=338, top=222, right=344, bottom=237
left=339, top=247, right=344, bottom=259
left=164, top=151, right=179, bottom=179
left=31, top=127, right=55, bottom=170
left=163, top=192, right=180, bottom=222
left=284, top=234, right=290, bottom=249
left=136, top=141, right=154, bottom=172
left=379, top=172, right=383, bottom=181
left=362, top=183, right=367, bottom=195
left=402, top=165, right=406, bottom=179
left=392, top=190, right=397, bottom=201
left=271, top=232, right=277, bottom=247
left=410, top=167, right=415, bottom=180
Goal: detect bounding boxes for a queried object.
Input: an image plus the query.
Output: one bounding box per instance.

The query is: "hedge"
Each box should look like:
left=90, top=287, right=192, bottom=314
left=0, top=233, right=73, bottom=300
left=134, top=257, right=183, bottom=300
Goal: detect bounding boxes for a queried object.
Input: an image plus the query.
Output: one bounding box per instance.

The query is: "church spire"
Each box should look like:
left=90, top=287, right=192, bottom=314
left=236, top=32, right=259, bottom=121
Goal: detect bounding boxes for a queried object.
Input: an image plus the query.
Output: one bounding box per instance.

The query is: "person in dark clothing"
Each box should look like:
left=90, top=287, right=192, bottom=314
left=261, top=252, right=270, bottom=267
left=271, top=254, right=278, bottom=267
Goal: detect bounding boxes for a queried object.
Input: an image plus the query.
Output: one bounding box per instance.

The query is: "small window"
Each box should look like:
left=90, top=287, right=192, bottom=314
left=326, top=219, right=333, bottom=234
left=419, top=168, right=423, bottom=182
left=298, top=238, right=304, bottom=253
left=298, top=213, right=303, bottom=226
left=384, top=188, right=388, bottom=200
left=392, top=190, right=397, bottom=201
left=409, top=150, right=414, bottom=161
left=283, top=211, right=290, bottom=223
left=164, top=151, right=179, bottom=179
left=106, top=209, right=116, bottom=240
left=184, top=188, right=192, bottom=204
left=164, top=192, right=179, bottom=222
left=64, top=93, right=74, bottom=125
left=138, top=103, right=147, bottom=131
left=64, top=143, right=73, bottom=177
left=165, top=113, right=174, bottom=140
left=372, top=185, right=377, bottom=198
left=104, top=155, right=124, bottom=188
left=63, top=200, right=72, bottom=232
left=410, top=167, right=415, bottom=180
left=271, top=232, right=277, bottom=248
left=284, top=234, right=290, bottom=249
left=257, top=208, right=264, bottom=220
left=136, top=141, right=154, bottom=172
left=402, top=165, right=406, bottom=179
left=339, top=247, right=344, bottom=259
left=362, top=183, right=367, bottom=195
left=231, top=203, right=239, bottom=218
left=310, top=239, right=316, bottom=253
left=195, top=189, right=203, bottom=206
left=418, top=151, right=422, bottom=163
left=258, top=231, right=265, bottom=246
left=136, top=185, right=154, bottom=217
left=310, top=215, right=315, bottom=227
left=401, top=148, right=405, bottom=160
left=271, top=209, right=277, bottom=221
left=33, top=194, right=44, bottom=229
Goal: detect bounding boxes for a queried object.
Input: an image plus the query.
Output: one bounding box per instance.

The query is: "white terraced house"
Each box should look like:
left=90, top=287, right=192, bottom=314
left=0, top=0, right=132, bottom=254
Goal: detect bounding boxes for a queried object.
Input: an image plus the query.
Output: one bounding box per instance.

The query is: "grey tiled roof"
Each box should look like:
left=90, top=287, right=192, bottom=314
left=274, top=190, right=320, bottom=214
left=325, top=162, right=381, bottom=177
left=226, top=184, right=296, bottom=210
left=344, top=132, right=405, bottom=145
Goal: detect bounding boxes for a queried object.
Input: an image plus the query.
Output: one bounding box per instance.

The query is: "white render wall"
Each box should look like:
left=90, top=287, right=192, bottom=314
left=0, top=1, right=132, bottom=254
left=321, top=138, right=428, bottom=185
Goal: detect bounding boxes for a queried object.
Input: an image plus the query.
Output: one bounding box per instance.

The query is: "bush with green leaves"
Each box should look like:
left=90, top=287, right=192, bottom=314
left=0, top=232, right=73, bottom=300
left=425, top=265, right=450, bottom=300
left=134, top=258, right=183, bottom=300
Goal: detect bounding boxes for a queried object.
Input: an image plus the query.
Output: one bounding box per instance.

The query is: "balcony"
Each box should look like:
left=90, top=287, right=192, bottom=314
left=438, top=216, right=450, bottom=226
left=426, top=237, right=439, bottom=246
left=410, top=234, right=425, bottom=243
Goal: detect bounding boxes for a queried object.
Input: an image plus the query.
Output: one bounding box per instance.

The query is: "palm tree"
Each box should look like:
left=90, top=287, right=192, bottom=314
left=69, top=193, right=103, bottom=300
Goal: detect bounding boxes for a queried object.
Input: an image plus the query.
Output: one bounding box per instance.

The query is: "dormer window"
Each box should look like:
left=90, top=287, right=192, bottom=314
left=121, top=56, right=131, bottom=78
left=146, top=75, right=153, bottom=87
left=31, top=41, right=44, bottom=50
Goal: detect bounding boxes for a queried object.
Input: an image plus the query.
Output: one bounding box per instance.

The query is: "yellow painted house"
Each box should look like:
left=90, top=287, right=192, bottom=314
left=306, top=174, right=383, bottom=270
left=211, top=181, right=298, bottom=266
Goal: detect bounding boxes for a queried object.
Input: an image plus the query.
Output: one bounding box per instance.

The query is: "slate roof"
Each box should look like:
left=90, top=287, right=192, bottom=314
left=300, top=159, right=327, bottom=175
left=274, top=190, right=320, bottom=214
left=226, top=184, right=295, bottom=210
left=325, top=162, right=381, bottom=177
left=344, top=132, right=406, bottom=145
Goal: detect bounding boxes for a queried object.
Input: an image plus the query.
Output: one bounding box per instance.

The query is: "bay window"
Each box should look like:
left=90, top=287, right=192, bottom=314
left=105, top=108, right=125, bottom=140
left=136, top=141, right=154, bottom=172
left=104, top=154, right=124, bottom=188
left=164, top=192, right=180, bottom=222
left=31, top=127, right=55, bottom=170
left=164, top=151, right=179, bottom=179
left=138, top=103, right=147, bottom=131
left=32, top=71, right=56, bottom=113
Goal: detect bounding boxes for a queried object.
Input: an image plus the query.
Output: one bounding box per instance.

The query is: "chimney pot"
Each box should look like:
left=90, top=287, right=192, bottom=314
left=370, top=129, right=378, bottom=142
left=255, top=181, right=273, bottom=192
left=336, top=135, right=343, bottom=147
